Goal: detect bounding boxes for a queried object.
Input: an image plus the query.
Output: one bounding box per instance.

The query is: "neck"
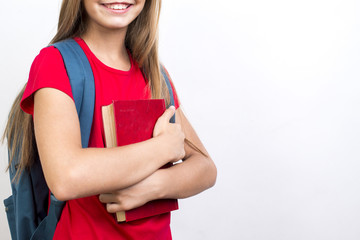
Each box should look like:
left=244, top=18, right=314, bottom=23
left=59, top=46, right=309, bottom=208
left=81, top=23, right=130, bottom=70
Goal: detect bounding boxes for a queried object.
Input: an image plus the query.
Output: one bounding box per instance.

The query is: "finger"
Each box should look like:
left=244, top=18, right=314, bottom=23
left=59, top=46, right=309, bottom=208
left=106, top=203, right=123, bottom=213
left=99, top=193, right=117, bottom=203
left=161, top=106, right=175, bottom=122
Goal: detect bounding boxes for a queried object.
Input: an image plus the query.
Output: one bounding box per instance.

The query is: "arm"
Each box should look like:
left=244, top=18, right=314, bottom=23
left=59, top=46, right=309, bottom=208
left=100, top=107, right=217, bottom=212
left=158, top=107, right=217, bottom=198
left=33, top=88, right=185, bottom=201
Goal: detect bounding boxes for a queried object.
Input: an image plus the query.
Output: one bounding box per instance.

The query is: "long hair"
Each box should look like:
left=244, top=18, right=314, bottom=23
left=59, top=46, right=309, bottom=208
left=3, top=0, right=169, bottom=179
left=2, top=85, right=36, bottom=180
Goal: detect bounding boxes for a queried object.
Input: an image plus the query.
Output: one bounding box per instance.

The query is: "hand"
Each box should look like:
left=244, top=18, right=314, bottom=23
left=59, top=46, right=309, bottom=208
left=99, top=172, right=161, bottom=213
left=153, top=106, right=185, bottom=162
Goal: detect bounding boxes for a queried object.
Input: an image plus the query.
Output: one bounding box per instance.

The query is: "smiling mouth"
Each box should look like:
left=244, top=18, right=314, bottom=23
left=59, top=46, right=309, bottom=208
left=103, top=3, right=132, bottom=10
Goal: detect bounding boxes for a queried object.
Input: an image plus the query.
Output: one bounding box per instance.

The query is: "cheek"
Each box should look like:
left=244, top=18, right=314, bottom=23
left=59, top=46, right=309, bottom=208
left=137, top=0, right=147, bottom=13
left=83, top=1, right=97, bottom=20
left=130, top=3, right=146, bottom=21
left=82, top=0, right=92, bottom=12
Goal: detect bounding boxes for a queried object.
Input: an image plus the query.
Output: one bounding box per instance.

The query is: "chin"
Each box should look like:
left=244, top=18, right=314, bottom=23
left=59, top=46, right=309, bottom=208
left=84, top=1, right=145, bottom=32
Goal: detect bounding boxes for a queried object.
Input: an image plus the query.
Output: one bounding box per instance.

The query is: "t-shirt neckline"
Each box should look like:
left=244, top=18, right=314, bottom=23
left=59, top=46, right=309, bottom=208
left=74, top=37, right=135, bottom=75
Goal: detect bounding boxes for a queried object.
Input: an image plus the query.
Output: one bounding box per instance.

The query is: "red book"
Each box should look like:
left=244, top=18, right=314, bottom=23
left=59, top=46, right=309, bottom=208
left=102, top=99, right=179, bottom=222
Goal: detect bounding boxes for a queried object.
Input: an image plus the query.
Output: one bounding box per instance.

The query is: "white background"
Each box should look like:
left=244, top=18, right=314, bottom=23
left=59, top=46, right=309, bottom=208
left=1, top=0, right=360, bottom=239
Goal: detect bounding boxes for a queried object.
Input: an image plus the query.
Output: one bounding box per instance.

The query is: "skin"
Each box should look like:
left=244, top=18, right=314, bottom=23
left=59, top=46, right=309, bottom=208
left=33, top=0, right=217, bottom=213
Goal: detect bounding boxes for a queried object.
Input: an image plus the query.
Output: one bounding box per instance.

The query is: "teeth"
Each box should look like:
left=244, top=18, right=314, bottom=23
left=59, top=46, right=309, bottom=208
left=107, top=4, right=128, bottom=10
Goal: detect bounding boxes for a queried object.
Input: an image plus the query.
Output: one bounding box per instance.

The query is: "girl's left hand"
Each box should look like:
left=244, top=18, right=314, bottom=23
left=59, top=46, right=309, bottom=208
left=99, top=171, right=162, bottom=213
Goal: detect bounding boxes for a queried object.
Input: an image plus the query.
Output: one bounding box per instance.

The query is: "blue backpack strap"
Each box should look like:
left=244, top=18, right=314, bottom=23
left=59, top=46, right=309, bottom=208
left=160, top=65, right=176, bottom=124
left=53, top=39, right=95, bottom=148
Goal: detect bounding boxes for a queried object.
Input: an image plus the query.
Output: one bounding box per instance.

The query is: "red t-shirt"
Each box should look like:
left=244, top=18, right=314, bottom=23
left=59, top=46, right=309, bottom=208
left=21, top=38, right=179, bottom=240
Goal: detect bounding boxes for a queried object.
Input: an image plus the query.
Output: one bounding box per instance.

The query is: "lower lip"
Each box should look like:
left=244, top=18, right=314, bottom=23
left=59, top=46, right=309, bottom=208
left=102, top=4, right=133, bottom=14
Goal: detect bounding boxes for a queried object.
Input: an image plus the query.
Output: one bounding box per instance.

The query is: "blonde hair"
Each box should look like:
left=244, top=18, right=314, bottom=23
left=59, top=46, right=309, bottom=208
left=3, top=0, right=170, bottom=179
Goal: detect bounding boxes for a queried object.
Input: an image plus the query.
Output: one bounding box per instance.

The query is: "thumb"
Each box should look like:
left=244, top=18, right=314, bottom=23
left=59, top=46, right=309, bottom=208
left=161, top=106, right=175, bottom=122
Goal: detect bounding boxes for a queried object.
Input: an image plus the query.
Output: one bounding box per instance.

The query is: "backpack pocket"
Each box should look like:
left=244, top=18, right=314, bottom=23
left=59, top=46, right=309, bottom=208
left=4, top=195, right=17, bottom=240
left=30, top=195, right=65, bottom=240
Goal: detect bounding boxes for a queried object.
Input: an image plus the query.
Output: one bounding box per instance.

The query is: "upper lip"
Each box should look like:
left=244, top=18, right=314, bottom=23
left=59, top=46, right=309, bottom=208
left=101, top=1, right=134, bottom=4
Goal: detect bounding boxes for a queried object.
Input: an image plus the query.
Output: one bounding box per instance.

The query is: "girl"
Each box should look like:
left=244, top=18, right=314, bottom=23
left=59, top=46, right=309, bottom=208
left=5, top=0, right=216, bottom=239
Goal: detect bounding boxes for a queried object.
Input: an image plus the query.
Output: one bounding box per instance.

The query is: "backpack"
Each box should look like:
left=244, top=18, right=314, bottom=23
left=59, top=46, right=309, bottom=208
left=3, top=39, right=176, bottom=240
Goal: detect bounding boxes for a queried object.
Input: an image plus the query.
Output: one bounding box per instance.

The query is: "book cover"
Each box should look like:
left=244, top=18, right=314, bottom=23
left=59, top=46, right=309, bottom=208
left=102, top=99, right=179, bottom=222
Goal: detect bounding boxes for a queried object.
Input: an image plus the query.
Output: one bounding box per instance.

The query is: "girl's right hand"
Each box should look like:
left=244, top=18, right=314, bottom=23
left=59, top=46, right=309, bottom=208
left=153, top=106, right=185, bottom=162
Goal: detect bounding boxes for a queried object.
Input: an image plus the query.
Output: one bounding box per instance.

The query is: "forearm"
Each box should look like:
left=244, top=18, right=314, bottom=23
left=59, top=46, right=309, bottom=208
left=79, top=138, right=170, bottom=195
left=44, top=135, right=171, bottom=201
left=156, top=154, right=217, bottom=200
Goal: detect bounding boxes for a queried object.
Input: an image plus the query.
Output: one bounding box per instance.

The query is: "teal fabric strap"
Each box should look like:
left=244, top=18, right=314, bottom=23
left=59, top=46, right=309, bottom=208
left=53, top=39, right=95, bottom=148
left=161, top=65, right=176, bottom=124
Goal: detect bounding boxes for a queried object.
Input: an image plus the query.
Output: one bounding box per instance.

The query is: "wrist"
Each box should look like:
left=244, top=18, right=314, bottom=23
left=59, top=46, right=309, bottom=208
left=150, top=169, right=168, bottom=200
left=153, top=134, right=174, bottom=163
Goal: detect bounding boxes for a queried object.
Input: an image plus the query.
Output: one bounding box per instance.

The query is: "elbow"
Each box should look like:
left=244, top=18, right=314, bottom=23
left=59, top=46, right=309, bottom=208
left=195, top=155, right=217, bottom=191
left=42, top=148, right=86, bottom=201
left=47, top=167, right=79, bottom=201
left=207, top=160, right=217, bottom=188
left=199, top=156, right=217, bottom=190
left=51, top=185, right=70, bottom=202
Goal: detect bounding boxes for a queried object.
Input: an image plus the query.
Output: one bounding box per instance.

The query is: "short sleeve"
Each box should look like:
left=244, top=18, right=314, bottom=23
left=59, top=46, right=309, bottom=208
left=20, top=46, right=74, bottom=115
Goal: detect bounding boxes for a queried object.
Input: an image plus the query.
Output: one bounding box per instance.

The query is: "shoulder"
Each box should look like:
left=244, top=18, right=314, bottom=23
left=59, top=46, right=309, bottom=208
left=21, top=46, right=73, bottom=115
left=32, top=45, right=63, bottom=68
left=27, top=45, right=66, bottom=80
left=28, top=45, right=68, bottom=84
left=35, top=45, right=62, bottom=61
